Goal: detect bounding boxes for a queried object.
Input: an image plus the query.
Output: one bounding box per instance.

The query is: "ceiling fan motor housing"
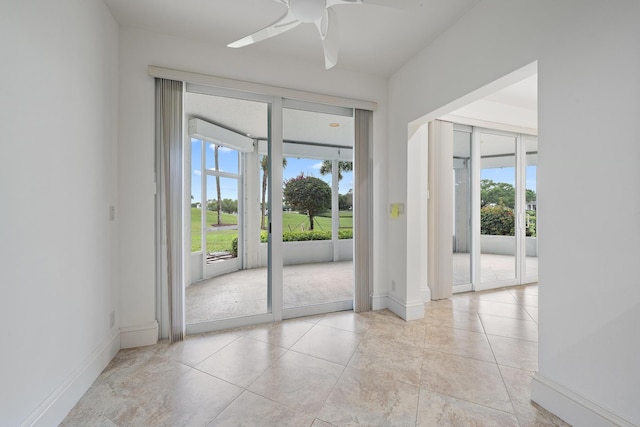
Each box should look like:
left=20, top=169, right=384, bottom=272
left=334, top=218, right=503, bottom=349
left=289, top=0, right=326, bottom=23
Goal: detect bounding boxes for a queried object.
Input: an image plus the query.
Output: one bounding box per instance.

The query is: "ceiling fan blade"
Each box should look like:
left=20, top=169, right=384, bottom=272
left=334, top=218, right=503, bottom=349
left=228, top=9, right=301, bottom=48
left=327, top=0, right=363, bottom=7
left=316, top=8, right=339, bottom=69
left=363, top=0, right=421, bottom=10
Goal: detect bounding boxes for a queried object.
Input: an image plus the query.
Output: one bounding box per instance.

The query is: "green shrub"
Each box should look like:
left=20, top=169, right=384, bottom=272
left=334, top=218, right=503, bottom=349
left=283, top=230, right=330, bottom=241
left=338, top=229, right=353, bottom=239
left=481, top=205, right=515, bottom=236
left=525, top=210, right=537, bottom=237
left=232, top=229, right=353, bottom=251
left=231, top=237, right=238, bottom=257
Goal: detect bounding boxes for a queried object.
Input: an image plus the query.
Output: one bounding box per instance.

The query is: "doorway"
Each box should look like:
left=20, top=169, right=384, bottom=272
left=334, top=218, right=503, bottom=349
left=452, top=125, right=538, bottom=293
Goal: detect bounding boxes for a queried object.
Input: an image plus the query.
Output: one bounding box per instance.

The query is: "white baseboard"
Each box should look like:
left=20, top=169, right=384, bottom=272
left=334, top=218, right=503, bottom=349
left=420, top=286, right=432, bottom=303
left=532, top=372, right=636, bottom=427
left=120, top=320, right=159, bottom=349
left=387, top=295, right=425, bottom=321
left=371, top=293, right=388, bottom=311
left=26, top=331, right=120, bottom=427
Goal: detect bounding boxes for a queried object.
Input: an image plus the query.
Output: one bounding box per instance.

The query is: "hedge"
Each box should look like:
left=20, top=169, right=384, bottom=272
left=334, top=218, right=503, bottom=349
left=481, top=205, right=515, bottom=236
left=231, top=229, right=353, bottom=257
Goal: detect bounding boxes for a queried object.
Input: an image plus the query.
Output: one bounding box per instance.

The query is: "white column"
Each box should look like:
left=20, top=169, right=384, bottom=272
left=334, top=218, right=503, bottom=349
left=426, top=120, right=453, bottom=300
left=405, top=122, right=429, bottom=319
left=243, top=146, right=260, bottom=269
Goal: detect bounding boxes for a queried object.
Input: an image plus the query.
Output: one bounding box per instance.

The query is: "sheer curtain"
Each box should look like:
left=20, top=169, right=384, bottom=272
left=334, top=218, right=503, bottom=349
left=155, top=78, right=184, bottom=342
left=354, top=109, right=372, bottom=312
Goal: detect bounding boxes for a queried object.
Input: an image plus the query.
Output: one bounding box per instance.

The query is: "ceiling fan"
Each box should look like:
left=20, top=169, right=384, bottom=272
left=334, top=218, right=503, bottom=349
left=227, top=0, right=416, bottom=70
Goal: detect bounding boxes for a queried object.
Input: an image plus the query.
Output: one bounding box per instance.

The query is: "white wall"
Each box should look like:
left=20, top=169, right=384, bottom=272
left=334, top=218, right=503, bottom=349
left=0, top=1, right=119, bottom=425
left=117, top=28, right=388, bottom=341
left=389, top=0, right=640, bottom=424
left=258, top=240, right=354, bottom=267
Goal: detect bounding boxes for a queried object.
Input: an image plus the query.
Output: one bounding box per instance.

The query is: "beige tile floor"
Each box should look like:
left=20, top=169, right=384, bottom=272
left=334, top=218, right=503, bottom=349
left=61, top=284, right=570, bottom=427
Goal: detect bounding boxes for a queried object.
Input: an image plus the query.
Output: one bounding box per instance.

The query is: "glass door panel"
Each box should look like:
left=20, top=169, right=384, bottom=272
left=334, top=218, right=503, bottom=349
left=479, top=132, right=517, bottom=286
left=281, top=106, right=354, bottom=315
left=523, top=136, right=538, bottom=282
left=184, top=91, right=270, bottom=328
left=453, top=129, right=472, bottom=291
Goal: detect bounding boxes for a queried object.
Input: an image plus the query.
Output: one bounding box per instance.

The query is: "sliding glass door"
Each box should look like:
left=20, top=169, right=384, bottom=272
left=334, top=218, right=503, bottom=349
left=183, top=85, right=359, bottom=333
left=452, top=125, right=538, bottom=293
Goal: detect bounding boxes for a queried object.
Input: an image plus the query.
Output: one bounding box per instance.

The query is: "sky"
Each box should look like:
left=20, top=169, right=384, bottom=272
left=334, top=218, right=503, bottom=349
left=191, top=139, right=353, bottom=203
left=191, top=139, right=534, bottom=203
left=481, top=166, right=537, bottom=193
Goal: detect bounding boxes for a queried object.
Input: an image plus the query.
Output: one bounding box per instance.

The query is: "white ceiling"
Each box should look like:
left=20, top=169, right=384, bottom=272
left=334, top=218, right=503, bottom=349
left=484, top=75, right=537, bottom=111
left=185, top=91, right=354, bottom=146
left=103, top=0, right=480, bottom=77
left=449, top=75, right=538, bottom=130
left=107, top=0, right=537, bottom=139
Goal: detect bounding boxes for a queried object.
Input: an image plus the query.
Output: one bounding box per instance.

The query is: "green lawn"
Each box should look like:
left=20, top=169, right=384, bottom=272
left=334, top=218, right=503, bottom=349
left=191, top=208, right=238, bottom=253
left=191, top=208, right=353, bottom=254
left=284, top=211, right=352, bottom=232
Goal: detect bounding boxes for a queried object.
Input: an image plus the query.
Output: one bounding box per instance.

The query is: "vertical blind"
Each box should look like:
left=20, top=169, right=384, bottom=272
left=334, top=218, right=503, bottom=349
left=156, top=78, right=185, bottom=342
left=354, top=109, right=372, bottom=312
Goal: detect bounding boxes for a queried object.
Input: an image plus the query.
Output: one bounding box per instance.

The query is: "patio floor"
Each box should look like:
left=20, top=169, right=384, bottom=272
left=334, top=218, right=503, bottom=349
left=186, top=255, right=538, bottom=324
left=454, top=253, right=538, bottom=284
left=186, top=261, right=354, bottom=324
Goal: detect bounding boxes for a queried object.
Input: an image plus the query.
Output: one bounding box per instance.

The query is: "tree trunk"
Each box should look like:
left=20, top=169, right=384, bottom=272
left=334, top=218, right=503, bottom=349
left=215, top=145, right=222, bottom=225
left=309, top=214, right=314, bottom=230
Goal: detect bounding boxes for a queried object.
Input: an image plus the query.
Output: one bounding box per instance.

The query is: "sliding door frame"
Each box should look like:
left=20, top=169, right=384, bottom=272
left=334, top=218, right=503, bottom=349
left=472, top=126, right=536, bottom=292
left=448, top=123, right=538, bottom=295
left=150, top=66, right=377, bottom=337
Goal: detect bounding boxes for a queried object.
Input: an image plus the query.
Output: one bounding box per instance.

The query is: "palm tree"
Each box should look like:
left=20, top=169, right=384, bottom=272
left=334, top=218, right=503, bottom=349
left=261, top=155, right=287, bottom=230
left=319, top=160, right=353, bottom=181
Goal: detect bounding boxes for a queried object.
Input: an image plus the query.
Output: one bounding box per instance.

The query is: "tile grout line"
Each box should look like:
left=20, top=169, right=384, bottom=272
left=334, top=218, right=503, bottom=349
left=414, top=314, right=431, bottom=426
left=303, top=338, right=353, bottom=421
left=480, top=308, right=524, bottom=427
